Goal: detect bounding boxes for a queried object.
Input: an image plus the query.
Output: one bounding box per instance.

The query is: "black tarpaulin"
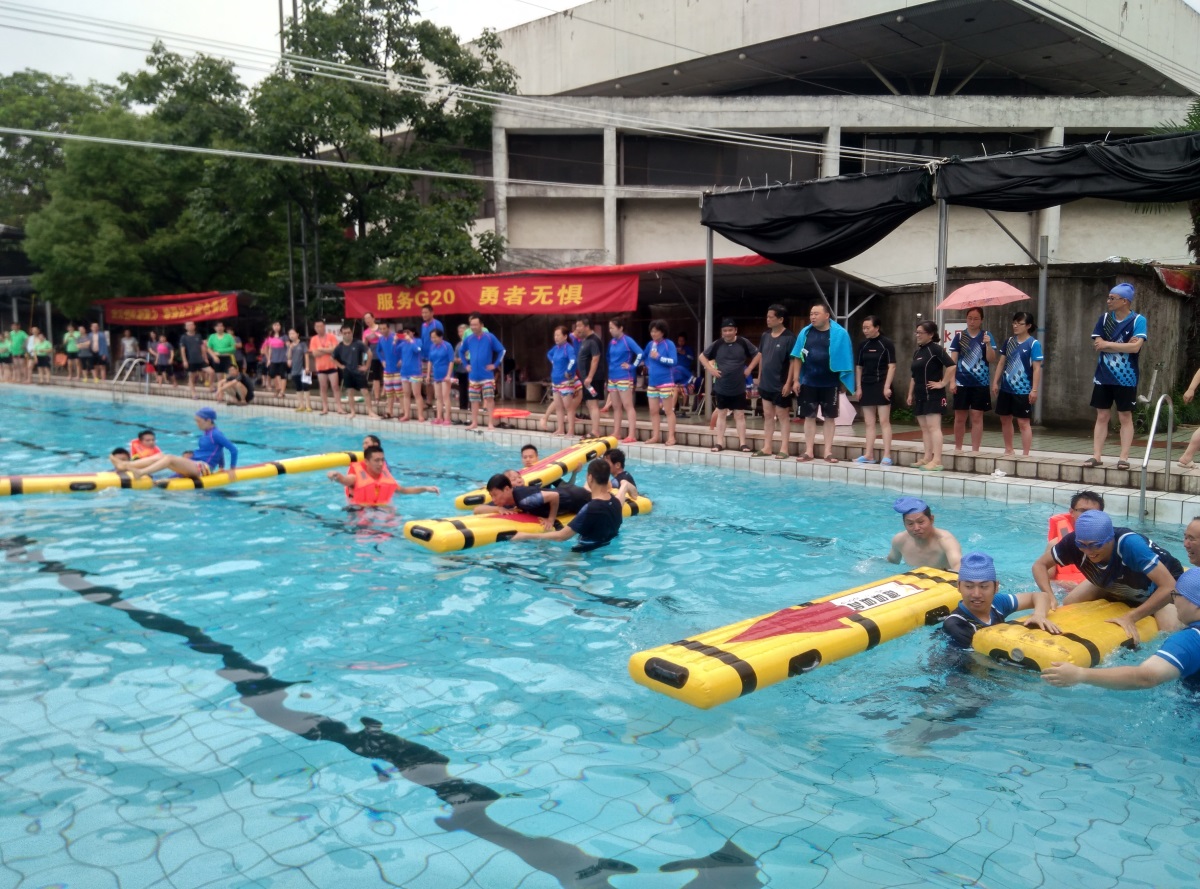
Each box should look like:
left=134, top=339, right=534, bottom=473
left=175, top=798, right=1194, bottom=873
left=699, top=167, right=934, bottom=268
left=937, top=132, right=1200, bottom=211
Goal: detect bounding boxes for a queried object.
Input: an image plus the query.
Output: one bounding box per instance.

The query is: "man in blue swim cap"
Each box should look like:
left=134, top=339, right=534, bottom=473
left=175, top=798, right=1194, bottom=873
left=940, top=552, right=1057, bottom=648
left=1044, top=568, right=1200, bottom=691
left=886, top=496, right=962, bottom=572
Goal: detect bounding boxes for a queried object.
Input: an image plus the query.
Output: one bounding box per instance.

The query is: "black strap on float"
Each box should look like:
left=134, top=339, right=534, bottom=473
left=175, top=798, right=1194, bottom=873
left=672, top=639, right=757, bottom=696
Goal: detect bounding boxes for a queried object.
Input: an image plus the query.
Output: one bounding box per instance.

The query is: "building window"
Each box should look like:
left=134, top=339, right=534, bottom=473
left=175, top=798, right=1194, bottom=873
left=508, top=134, right=604, bottom=185
left=621, top=134, right=820, bottom=187
left=841, top=132, right=1038, bottom=174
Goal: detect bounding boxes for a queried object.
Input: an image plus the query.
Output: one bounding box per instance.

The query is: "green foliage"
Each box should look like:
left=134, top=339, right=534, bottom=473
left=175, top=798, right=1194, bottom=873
left=1154, top=98, right=1200, bottom=264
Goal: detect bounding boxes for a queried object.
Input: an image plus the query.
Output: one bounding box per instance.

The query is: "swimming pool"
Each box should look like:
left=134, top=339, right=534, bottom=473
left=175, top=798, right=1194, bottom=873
left=2, top=388, right=1197, bottom=888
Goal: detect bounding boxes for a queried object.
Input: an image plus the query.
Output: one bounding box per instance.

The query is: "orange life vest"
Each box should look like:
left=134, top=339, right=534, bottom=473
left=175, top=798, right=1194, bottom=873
left=346, top=461, right=398, bottom=506
left=1048, top=512, right=1085, bottom=583
left=129, top=439, right=163, bottom=460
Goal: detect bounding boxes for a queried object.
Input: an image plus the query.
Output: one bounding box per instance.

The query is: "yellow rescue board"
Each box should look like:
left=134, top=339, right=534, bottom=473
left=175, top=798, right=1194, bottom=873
left=405, top=495, right=652, bottom=552
left=629, top=568, right=960, bottom=709
left=0, top=451, right=364, bottom=496
left=453, top=437, right=618, bottom=509
left=972, top=599, right=1159, bottom=670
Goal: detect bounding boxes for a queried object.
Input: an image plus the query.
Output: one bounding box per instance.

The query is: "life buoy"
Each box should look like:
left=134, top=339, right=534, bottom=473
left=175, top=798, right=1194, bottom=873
left=1048, top=512, right=1085, bottom=584
left=346, top=461, right=398, bottom=506
left=128, top=438, right=162, bottom=460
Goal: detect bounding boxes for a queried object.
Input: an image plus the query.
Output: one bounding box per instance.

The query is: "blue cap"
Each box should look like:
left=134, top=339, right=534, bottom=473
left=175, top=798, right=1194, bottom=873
left=893, top=496, right=928, bottom=515
left=959, top=552, right=997, bottom=583
left=1176, top=569, right=1200, bottom=607
left=1074, top=509, right=1113, bottom=545
left=195, top=407, right=218, bottom=421
left=1110, top=283, right=1135, bottom=302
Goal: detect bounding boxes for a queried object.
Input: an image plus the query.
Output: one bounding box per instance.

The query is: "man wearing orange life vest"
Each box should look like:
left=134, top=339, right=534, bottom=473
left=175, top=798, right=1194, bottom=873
left=1047, top=491, right=1105, bottom=589
left=327, top=444, right=439, bottom=506
left=128, top=429, right=162, bottom=461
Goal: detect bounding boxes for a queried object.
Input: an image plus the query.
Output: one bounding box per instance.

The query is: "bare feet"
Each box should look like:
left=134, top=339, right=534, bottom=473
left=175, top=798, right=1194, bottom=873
left=644, top=437, right=662, bottom=445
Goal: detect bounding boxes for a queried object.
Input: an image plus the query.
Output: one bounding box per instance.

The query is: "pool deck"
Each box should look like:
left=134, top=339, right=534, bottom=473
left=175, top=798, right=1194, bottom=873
left=8, top=376, right=1200, bottom=524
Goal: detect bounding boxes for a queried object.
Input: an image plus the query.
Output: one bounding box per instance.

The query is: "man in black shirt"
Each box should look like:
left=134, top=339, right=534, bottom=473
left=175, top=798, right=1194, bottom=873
left=510, top=459, right=623, bottom=551
left=699, top=318, right=758, bottom=452
left=573, top=317, right=607, bottom=438
left=179, top=321, right=213, bottom=399
left=604, top=447, right=638, bottom=502
left=477, top=473, right=592, bottom=529
left=753, top=304, right=797, bottom=458
left=333, top=324, right=378, bottom=418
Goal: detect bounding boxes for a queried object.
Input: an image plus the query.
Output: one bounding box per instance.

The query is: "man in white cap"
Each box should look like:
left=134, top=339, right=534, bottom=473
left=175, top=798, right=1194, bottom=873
left=1044, top=567, right=1200, bottom=690
left=1031, top=508, right=1183, bottom=640
left=941, top=552, right=1057, bottom=648
left=1084, top=282, right=1145, bottom=470
left=886, top=497, right=962, bottom=572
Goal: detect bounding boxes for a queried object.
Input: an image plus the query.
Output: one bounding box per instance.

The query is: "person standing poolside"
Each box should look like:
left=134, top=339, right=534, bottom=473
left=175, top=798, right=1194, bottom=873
left=333, top=324, right=376, bottom=418
left=754, top=304, right=796, bottom=459
left=153, top=335, right=174, bottom=385
left=373, top=324, right=402, bottom=419
left=510, top=459, right=623, bottom=551
left=426, top=327, right=455, bottom=426
left=940, top=552, right=1058, bottom=648
left=1044, top=568, right=1200, bottom=691
left=75, top=323, right=96, bottom=383
left=990, top=311, right=1043, bottom=457
left=310, top=320, right=343, bottom=415
left=89, top=323, right=109, bottom=381
left=1032, top=509, right=1183, bottom=640
left=644, top=320, right=678, bottom=446
left=110, top=407, right=237, bottom=479
left=1175, top=370, right=1200, bottom=469
left=605, top=317, right=643, bottom=443
left=701, top=318, right=758, bottom=453
left=8, top=323, right=29, bottom=384
left=263, top=322, right=289, bottom=398
left=907, top=320, right=955, bottom=472
left=1086, top=282, right=1145, bottom=470
left=327, top=444, right=439, bottom=506
left=361, top=312, right=384, bottom=405
left=31, top=329, right=53, bottom=383
left=0, top=330, right=11, bottom=382
left=543, top=325, right=578, bottom=436
left=948, top=307, right=997, bottom=453
left=419, top=305, right=443, bottom=403
left=453, top=323, right=471, bottom=413
left=462, top=313, right=505, bottom=431
left=119, top=329, right=139, bottom=365
left=574, top=318, right=607, bottom=439
left=62, top=324, right=81, bottom=381
left=206, top=322, right=236, bottom=375
left=886, top=497, right=962, bottom=572
left=286, top=328, right=313, bottom=412
left=788, top=303, right=854, bottom=463
left=178, top=321, right=211, bottom=397
left=397, top=327, right=426, bottom=422
left=854, top=315, right=896, bottom=466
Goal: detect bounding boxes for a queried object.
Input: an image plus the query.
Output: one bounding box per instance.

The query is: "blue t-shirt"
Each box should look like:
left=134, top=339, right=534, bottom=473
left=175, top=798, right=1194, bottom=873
left=1053, top=529, right=1184, bottom=603
left=463, top=331, right=505, bottom=382
left=999, top=336, right=1044, bottom=396
left=1091, top=310, right=1147, bottom=387
left=644, top=338, right=677, bottom=387
left=671, top=365, right=693, bottom=387
left=799, top=327, right=837, bottom=388
left=420, top=319, right=444, bottom=358
left=1153, top=623, right=1200, bottom=680
left=677, top=345, right=696, bottom=373
left=193, top=426, right=238, bottom=470
left=950, top=329, right=996, bottom=388
left=547, top=342, right=577, bottom=384
left=940, top=593, right=1021, bottom=649
left=399, top=338, right=424, bottom=376
left=607, top=336, right=643, bottom=381
left=374, top=333, right=402, bottom=374
left=427, top=341, right=454, bottom=379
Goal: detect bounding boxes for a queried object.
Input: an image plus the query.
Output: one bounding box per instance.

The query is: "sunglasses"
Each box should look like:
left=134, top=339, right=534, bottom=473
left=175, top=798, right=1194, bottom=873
left=1076, top=538, right=1111, bottom=550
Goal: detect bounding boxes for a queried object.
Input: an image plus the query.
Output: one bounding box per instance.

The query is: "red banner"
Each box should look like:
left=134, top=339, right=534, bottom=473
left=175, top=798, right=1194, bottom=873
left=342, top=273, right=639, bottom=319
left=100, top=293, right=239, bottom=326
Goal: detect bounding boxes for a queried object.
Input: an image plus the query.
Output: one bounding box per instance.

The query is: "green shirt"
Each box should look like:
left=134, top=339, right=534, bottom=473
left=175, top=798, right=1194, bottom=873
left=207, top=332, right=235, bottom=357
left=0, top=337, right=9, bottom=358
left=34, top=338, right=52, bottom=357
left=63, top=331, right=80, bottom=353
left=9, top=330, right=28, bottom=357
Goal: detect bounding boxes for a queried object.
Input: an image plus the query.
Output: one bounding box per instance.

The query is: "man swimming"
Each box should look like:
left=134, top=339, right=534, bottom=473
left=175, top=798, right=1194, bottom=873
left=886, top=497, right=962, bottom=572
left=473, top=473, right=591, bottom=532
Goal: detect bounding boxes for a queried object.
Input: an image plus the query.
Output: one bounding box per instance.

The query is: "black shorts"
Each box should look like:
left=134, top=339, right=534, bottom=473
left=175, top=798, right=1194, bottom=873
left=36, top=355, right=50, bottom=368
left=1091, top=383, right=1137, bottom=413
left=581, top=381, right=606, bottom=402
left=714, top=392, right=748, bottom=412
left=155, top=362, right=171, bottom=374
left=343, top=370, right=368, bottom=391
left=267, top=361, right=288, bottom=378
left=913, top=393, right=948, bottom=416
left=858, top=379, right=891, bottom=408
left=798, top=384, right=838, bottom=419
left=368, top=359, right=384, bottom=383
left=759, top=389, right=793, bottom=409
left=80, top=355, right=95, bottom=370
left=953, top=386, right=992, bottom=413
left=213, top=356, right=232, bottom=373
left=995, top=390, right=1032, bottom=419
left=0, top=355, right=10, bottom=364
left=290, top=374, right=312, bottom=392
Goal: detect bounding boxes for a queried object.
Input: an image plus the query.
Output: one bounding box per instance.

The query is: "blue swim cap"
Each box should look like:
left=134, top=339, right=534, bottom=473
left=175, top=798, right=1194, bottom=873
left=958, top=552, right=997, bottom=583
left=1109, top=283, right=1135, bottom=302
left=195, top=407, right=218, bottom=421
left=1074, top=509, right=1113, bottom=545
left=1176, top=569, right=1200, bottom=607
left=893, top=496, right=928, bottom=515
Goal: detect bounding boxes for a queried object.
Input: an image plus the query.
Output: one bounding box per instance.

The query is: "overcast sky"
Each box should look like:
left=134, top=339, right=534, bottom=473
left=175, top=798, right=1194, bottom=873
left=0, top=0, right=578, bottom=86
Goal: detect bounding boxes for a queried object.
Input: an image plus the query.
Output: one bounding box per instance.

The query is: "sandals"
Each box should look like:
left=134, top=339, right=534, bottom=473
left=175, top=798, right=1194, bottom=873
left=774, top=451, right=789, bottom=460
left=796, top=453, right=814, bottom=463
left=710, top=445, right=725, bottom=453
left=752, top=449, right=773, bottom=457
left=1116, top=460, right=1130, bottom=470
left=880, top=457, right=894, bottom=466
left=740, top=445, right=754, bottom=453
left=824, top=455, right=839, bottom=464
left=854, top=456, right=876, bottom=464
left=1081, top=457, right=1104, bottom=468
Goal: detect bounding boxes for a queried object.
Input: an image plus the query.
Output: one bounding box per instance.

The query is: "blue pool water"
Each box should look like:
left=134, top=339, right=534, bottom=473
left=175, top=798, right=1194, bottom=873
left=2, top=389, right=1199, bottom=888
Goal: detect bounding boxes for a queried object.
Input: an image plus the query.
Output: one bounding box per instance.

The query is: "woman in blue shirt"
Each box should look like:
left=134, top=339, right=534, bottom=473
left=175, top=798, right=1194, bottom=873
left=990, top=312, right=1043, bottom=457
left=426, top=327, right=456, bottom=425
left=108, top=407, right=237, bottom=480
left=643, top=320, right=678, bottom=446
left=605, top=317, right=643, bottom=443
left=398, top=328, right=426, bottom=422
left=543, top=325, right=578, bottom=436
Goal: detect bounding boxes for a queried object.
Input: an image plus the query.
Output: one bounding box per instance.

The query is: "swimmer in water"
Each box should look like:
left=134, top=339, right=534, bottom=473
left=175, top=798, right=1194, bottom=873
left=109, top=407, right=237, bottom=480
left=328, top=444, right=438, bottom=506
left=886, top=496, right=962, bottom=572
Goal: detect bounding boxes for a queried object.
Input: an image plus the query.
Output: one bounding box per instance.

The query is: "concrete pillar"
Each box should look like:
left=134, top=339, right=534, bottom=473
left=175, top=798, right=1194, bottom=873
left=822, top=125, right=841, bottom=178
left=1037, top=126, right=1064, bottom=257
left=492, top=125, right=508, bottom=249
left=603, top=125, right=618, bottom=264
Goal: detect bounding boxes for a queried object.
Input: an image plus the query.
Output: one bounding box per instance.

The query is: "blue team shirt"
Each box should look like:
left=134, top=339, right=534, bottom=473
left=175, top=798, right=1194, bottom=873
left=940, top=593, right=1021, bottom=649
left=1091, top=310, right=1147, bottom=387
left=193, top=426, right=238, bottom=470
left=607, top=336, right=643, bottom=381
left=799, top=327, right=837, bottom=387
left=427, top=341, right=454, bottom=379
left=374, top=333, right=403, bottom=374
left=547, top=342, right=577, bottom=384
left=463, top=331, right=505, bottom=382
left=398, top=338, right=424, bottom=376
left=999, top=335, right=1044, bottom=396
left=671, top=365, right=693, bottom=386
left=1053, top=529, right=1184, bottom=603
left=420, top=319, right=444, bottom=358
left=1154, top=623, right=1200, bottom=680
left=950, top=329, right=997, bottom=388
left=644, top=338, right=677, bottom=387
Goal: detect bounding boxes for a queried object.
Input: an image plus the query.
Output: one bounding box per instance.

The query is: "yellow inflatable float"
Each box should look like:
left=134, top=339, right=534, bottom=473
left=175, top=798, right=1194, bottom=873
left=0, top=451, right=364, bottom=496
left=972, top=599, right=1159, bottom=670
left=405, top=495, right=653, bottom=552
left=453, top=437, right=618, bottom=509
left=629, top=568, right=960, bottom=709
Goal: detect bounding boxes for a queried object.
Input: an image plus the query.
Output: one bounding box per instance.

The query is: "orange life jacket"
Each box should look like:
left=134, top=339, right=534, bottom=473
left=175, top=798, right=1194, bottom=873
left=129, top=439, right=163, bottom=460
left=346, top=461, right=398, bottom=506
left=1048, top=512, right=1085, bottom=583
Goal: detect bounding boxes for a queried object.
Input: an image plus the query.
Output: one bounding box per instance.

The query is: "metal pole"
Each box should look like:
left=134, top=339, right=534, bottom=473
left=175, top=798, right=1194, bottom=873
left=45, top=300, right=52, bottom=347
left=299, top=210, right=310, bottom=329
left=935, top=199, right=948, bottom=337
left=286, top=203, right=297, bottom=329
left=1034, top=234, right=1048, bottom=425
left=704, top=224, right=714, bottom=417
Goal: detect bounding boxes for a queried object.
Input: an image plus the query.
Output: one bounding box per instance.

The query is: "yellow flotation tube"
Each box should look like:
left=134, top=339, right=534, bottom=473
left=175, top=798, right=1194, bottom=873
left=0, top=451, right=364, bottom=496
left=405, top=495, right=653, bottom=552
left=629, top=568, right=960, bottom=709
left=972, top=599, right=1159, bottom=670
left=453, top=436, right=618, bottom=509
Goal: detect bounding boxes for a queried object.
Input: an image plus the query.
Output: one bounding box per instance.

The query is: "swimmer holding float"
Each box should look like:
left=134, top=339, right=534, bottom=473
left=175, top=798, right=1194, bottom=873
left=110, top=407, right=237, bottom=480
left=328, top=444, right=439, bottom=506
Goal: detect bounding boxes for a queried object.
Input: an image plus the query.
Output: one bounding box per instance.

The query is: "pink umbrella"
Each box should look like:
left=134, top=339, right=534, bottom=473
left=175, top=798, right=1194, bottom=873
left=936, top=281, right=1030, bottom=311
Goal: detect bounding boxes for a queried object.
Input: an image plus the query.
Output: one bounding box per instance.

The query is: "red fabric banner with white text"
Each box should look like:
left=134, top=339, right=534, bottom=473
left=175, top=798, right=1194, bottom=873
left=341, top=272, right=639, bottom=319
left=96, top=291, right=238, bottom=326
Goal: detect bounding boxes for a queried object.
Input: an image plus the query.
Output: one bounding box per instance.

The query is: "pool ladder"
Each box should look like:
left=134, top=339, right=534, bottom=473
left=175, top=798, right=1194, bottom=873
left=1138, top=393, right=1174, bottom=520
left=111, top=357, right=149, bottom=404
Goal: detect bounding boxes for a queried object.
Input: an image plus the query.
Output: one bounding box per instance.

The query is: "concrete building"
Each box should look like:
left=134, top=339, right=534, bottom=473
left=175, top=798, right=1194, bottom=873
left=472, top=0, right=1199, bottom=424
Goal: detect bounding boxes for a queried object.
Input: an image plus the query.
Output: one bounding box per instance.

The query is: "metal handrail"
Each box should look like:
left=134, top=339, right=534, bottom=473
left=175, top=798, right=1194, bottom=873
left=110, top=356, right=144, bottom=403
left=1138, top=393, right=1174, bottom=520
